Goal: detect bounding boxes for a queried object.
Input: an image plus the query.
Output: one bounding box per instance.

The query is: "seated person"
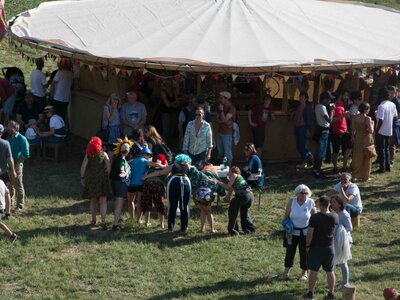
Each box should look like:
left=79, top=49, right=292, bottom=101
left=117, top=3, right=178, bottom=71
left=38, top=105, right=66, bottom=143
left=25, top=119, right=40, bottom=145
left=242, top=143, right=264, bottom=188
left=327, top=172, right=362, bottom=218
left=16, top=92, right=44, bottom=134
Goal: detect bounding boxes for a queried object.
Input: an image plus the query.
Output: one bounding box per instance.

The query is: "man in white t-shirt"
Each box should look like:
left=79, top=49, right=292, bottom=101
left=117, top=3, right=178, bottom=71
left=38, top=105, right=66, bottom=144
left=330, top=172, right=362, bottom=218
left=50, top=59, right=73, bottom=122
left=313, top=92, right=332, bottom=179
left=376, top=87, right=398, bottom=173
left=30, top=58, right=49, bottom=107
left=0, top=179, right=18, bottom=242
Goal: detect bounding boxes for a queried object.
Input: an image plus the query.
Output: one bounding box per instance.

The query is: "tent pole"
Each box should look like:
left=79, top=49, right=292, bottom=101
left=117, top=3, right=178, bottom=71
left=282, top=77, right=289, bottom=112
left=197, top=74, right=202, bottom=95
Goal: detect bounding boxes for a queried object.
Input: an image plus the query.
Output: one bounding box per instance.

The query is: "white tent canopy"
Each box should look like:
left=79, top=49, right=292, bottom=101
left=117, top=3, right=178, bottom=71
left=8, top=0, right=400, bottom=72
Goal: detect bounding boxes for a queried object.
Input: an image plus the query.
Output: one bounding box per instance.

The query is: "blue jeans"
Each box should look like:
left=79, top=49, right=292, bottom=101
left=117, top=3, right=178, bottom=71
left=217, top=133, right=233, bottom=161
left=346, top=204, right=361, bottom=217
left=294, top=125, right=311, bottom=161
left=316, top=131, right=329, bottom=158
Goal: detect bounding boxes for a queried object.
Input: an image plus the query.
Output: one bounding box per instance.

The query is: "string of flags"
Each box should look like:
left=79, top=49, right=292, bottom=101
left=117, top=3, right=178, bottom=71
left=10, top=39, right=400, bottom=83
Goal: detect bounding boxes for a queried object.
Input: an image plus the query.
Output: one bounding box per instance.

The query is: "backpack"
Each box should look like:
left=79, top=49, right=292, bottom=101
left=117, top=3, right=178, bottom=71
left=159, top=143, right=174, bottom=165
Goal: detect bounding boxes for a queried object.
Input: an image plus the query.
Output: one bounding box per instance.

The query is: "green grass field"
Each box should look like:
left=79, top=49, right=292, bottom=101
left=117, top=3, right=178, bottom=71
left=1, top=1, right=400, bottom=299
left=0, top=137, right=399, bottom=299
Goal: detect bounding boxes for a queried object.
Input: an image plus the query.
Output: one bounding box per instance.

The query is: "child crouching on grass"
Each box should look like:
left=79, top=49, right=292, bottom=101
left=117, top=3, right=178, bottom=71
left=128, top=147, right=165, bottom=223
left=141, top=154, right=168, bottom=228
left=0, top=179, right=17, bottom=242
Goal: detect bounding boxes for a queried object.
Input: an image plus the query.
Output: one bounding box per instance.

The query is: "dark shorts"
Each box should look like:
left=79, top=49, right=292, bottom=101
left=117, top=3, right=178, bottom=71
left=307, top=245, right=334, bottom=272
left=331, top=132, right=351, bottom=154
left=252, top=128, right=265, bottom=149
left=128, top=185, right=143, bottom=193
left=0, top=173, right=10, bottom=185
left=112, top=180, right=128, bottom=198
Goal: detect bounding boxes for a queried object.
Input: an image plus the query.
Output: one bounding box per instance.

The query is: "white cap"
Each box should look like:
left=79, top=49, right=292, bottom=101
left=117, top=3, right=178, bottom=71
left=219, top=91, right=231, bottom=99
left=120, top=143, right=130, bottom=152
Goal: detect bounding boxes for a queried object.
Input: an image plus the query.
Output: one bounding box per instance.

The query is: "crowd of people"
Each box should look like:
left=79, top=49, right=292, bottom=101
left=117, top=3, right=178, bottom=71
left=1, top=57, right=399, bottom=299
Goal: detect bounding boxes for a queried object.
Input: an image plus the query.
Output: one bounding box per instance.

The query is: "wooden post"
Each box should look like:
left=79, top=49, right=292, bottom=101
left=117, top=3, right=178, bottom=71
left=282, top=80, right=289, bottom=112
left=197, top=74, right=202, bottom=96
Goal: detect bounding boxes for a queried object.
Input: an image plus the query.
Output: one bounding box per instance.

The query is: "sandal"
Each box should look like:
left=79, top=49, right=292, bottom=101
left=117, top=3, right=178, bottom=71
left=298, top=274, right=308, bottom=281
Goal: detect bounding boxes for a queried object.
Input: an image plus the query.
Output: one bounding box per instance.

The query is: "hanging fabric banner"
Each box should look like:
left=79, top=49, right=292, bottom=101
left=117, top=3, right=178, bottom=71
left=232, top=74, right=238, bottom=81
left=259, top=74, right=265, bottom=82
left=126, top=70, right=133, bottom=76
left=200, top=75, right=206, bottom=82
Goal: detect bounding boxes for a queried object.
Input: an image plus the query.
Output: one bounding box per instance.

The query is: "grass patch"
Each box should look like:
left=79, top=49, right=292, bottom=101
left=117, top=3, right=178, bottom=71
left=0, top=135, right=397, bottom=299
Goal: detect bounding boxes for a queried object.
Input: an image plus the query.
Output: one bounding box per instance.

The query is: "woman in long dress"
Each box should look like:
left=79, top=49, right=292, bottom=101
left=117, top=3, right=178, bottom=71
left=80, top=137, right=112, bottom=229
left=351, top=102, right=374, bottom=181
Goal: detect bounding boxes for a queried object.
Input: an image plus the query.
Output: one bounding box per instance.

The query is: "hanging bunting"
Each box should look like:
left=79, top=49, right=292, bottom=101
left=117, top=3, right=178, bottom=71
left=200, top=75, right=206, bottom=82
left=115, top=67, right=120, bottom=75
left=121, top=69, right=127, bottom=77
left=232, top=74, right=238, bottom=82
left=126, top=69, right=133, bottom=76
left=321, top=74, right=326, bottom=80
left=259, top=74, right=265, bottom=82
left=396, top=70, right=399, bottom=76
left=143, top=68, right=148, bottom=75
left=283, top=75, right=290, bottom=82
left=101, top=70, right=108, bottom=81
left=88, top=65, right=94, bottom=71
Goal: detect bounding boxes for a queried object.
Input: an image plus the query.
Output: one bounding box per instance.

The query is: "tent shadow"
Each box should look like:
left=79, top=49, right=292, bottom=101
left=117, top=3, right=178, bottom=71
left=353, top=255, right=400, bottom=267
left=147, top=276, right=295, bottom=300
left=15, top=223, right=230, bottom=248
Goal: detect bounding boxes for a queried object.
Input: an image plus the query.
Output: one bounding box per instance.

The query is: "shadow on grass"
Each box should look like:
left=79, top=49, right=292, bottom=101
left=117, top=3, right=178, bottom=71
left=354, top=270, right=400, bottom=282
left=364, top=199, right=400, bottom=212
left=376, top=239, right=400, bottom=248
left=16, top=223, right=230, bottom=248
left=148, top=277, right=299, bottom=300
left=353, top=255, right=400, bottom=267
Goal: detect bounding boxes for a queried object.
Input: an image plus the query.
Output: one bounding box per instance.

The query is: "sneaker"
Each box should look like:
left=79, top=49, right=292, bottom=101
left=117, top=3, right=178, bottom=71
left=10, top=233, right=18, bottom=243
left=15, top=205, right=23, bottom=212
left=327, top=291, right=335, bottom=300
left=303, top=291, right=314, bottom=299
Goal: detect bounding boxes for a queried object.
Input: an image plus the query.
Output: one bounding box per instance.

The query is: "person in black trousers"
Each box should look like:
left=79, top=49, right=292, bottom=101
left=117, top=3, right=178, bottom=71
left=216, top=166, right=255, bottom=235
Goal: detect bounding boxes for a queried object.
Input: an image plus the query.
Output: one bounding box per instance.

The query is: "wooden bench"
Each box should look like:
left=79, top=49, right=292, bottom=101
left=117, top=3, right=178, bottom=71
left=29, top=143, right=41, bottom=160
left=351, top=215, right=360, bottom=227
left=43, top=142, right=65, bottom=162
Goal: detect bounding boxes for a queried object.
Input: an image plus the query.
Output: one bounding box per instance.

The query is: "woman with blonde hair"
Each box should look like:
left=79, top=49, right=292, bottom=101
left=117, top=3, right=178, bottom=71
left=102, top=93, right=121, bottom=147
left=145, top=125, right=164, bottom=151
